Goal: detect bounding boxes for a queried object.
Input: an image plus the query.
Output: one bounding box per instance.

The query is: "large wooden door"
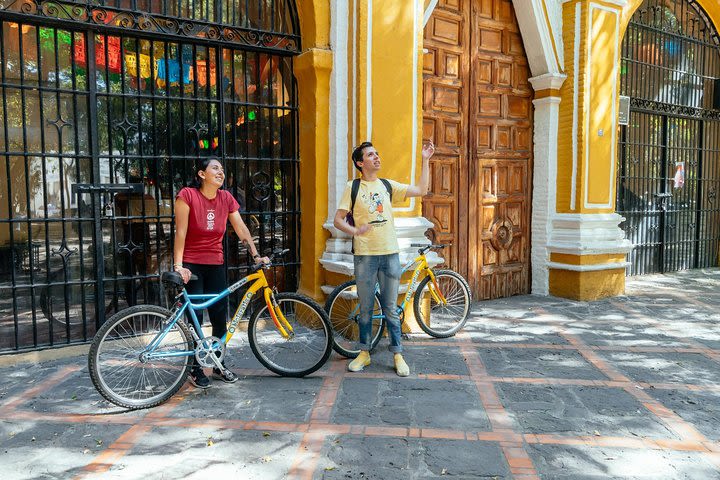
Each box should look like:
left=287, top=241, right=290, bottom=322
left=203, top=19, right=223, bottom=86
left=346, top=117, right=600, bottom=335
left=423, top=0, right=532, bottom=300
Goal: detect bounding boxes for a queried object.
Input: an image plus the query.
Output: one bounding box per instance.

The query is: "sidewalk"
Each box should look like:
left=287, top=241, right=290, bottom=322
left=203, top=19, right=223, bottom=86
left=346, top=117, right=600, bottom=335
left=1, top=269, right=720, bottom=479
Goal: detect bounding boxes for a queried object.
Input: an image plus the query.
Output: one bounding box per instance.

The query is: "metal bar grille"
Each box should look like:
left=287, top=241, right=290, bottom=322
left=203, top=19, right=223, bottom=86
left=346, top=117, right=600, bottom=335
left=618, top=0, right=720, bottom=276
left=0, top=0, right=299, bottom=352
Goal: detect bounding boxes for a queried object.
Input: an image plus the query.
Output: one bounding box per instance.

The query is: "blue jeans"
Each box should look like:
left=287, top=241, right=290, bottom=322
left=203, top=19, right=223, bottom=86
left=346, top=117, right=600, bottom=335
left=354, top=254, right=403, bottom=353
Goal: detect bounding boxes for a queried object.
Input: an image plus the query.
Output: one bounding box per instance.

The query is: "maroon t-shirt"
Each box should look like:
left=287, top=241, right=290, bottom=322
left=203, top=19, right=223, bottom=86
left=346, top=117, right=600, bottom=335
left=177, top=187, right=239, bottom=265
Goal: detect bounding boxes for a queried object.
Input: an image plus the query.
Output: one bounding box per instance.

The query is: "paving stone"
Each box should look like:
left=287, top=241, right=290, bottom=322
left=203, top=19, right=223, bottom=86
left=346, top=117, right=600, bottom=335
left=315, top=436, right=510, bottom=480
left=108, top=427, right=302, bottom=479
left=397, top=345, right=470, bottom=376
left=567, top=323, right=694, bottom=348
left=478, top=347, right=609, bottom=380
left=466, top=322, right=568, bottom=345
left=496, top=384, right=680, bottom=439
left=332, top=378, right=491, bottom=431
left=0, top=421, right=130, bottom=480
left=596, top=351, right=720, bottom=386
left=527, top=443, right=718, bottom=479
left=172, top=375, right=324, bottom=423
left=1, top=269, right=720, bottom=478
left=24, top=365, right=149, bottom=416
left=646, top=387, right=720, bottom=441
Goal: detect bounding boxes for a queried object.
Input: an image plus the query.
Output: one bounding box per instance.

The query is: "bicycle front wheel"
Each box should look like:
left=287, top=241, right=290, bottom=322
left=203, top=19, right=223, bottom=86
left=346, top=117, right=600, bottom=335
left=413, top=269, right=472, bottom=338
left=248, top=292, right=333, bottom=377
left=88, top=305, right=193, bottom=409
left=324, top=280, right=385, bottom=358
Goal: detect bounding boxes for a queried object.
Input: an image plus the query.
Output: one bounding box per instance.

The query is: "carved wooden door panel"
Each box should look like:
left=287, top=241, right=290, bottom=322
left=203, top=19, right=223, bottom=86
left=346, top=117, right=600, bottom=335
left=422, top=0, right=470, bottom=273
left=423, top=0, right=532, bottom=300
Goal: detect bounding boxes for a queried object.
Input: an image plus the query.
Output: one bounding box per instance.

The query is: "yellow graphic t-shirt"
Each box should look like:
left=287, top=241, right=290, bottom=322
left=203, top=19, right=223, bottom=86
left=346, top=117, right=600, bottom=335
left=338, top=179, right=409, bottom=255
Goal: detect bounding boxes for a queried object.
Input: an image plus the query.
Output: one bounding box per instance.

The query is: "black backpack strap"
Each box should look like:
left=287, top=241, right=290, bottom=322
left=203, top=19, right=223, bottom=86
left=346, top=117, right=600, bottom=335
left=349, top=178, right=361, bottom=214
left=379, top=178, right=392, bottom=201
left=349, top=178, right=361, bottom=255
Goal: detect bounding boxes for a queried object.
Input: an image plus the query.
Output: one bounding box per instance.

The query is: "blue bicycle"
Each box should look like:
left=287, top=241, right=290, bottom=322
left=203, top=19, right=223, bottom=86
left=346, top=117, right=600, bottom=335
left=88, top=250, right=333, bottom=409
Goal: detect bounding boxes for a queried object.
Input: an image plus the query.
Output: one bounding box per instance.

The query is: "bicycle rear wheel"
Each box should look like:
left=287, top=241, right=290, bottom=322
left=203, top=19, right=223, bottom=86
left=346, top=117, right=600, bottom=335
left=88, top=305, right=193, bottom=409
left=324, top=280, right=385, bottom=358
left=413, top=269, right=472, bottom=338
left=248, top=292, right=333, bottom=377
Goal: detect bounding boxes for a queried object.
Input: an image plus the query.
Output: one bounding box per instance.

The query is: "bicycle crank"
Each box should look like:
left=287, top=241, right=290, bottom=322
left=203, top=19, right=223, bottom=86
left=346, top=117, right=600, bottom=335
left=195, top=336, right=226, bottom=368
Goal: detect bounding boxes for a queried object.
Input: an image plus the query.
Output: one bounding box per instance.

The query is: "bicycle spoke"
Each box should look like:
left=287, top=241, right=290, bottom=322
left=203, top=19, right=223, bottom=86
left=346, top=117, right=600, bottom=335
left=414, top=270, right=471, bottom=338
left=89, top=306, right=192, bottom=408
left=250, top=294, right=332, bottom=377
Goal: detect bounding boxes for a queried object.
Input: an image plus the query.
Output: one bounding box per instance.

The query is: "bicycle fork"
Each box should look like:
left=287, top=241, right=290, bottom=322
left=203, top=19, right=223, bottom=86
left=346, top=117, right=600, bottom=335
left=264, top=288, right=294, bottom=339
left=426, top=270, right=449, bottom=306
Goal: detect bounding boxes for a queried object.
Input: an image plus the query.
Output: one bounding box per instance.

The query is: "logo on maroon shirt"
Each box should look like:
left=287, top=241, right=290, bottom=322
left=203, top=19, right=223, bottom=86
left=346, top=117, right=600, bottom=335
left=206, top=210, right=216, bottom=230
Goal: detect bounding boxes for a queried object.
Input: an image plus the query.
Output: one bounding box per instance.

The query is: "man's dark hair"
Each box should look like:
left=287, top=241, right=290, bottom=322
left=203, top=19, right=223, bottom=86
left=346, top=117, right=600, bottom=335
left=351, top=141, right=373, bottom=172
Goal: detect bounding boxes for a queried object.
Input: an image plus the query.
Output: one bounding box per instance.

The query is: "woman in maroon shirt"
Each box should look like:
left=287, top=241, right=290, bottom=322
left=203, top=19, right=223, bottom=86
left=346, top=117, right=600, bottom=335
left=173, top=158, right=269, bottom=389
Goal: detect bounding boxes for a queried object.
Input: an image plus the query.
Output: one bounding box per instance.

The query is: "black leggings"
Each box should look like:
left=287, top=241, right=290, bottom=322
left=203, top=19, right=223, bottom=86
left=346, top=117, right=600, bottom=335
left=183, top=262, right=228, bottom=340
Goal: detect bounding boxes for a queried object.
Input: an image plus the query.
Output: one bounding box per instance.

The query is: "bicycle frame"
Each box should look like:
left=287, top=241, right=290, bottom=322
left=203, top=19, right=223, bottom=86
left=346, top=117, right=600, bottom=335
left=144, top=268, right=294, bottom=362
left=393, top=254, right=448, bottom=315
left=344, top=253, right=449, bottom=322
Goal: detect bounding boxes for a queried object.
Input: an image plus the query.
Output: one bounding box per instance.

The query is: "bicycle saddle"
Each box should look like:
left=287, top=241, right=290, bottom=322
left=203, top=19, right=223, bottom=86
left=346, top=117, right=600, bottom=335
left=161, top=271, right=197, bottom=286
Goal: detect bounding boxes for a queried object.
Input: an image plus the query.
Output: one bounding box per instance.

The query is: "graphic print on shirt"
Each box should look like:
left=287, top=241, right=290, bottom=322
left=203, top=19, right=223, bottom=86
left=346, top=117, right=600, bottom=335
left=206, top=210, right=216, bottom=230
left=362, top=191, right=387, bottom=225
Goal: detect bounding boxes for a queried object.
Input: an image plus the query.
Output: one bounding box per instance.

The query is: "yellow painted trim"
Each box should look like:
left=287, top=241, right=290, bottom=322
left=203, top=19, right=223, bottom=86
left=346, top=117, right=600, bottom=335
left=534, top=88, right=562, bottom=99
left=540, top=0, right=563, bottom=72
left=550, top=252, right=626, bottom=265
left=296, top=0, right=330, bottom=50
left=557, top=0, right=583, bottom=214
left=549, top=268, right=625, bottom=300
left=585, top=4, right=618, bottom=210
left=294, top=47, right=333, bottom=300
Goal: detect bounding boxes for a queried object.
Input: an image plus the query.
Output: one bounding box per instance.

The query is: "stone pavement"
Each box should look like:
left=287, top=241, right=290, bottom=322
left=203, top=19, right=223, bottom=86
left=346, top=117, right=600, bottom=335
left=2, top=269, right=720, bottom=479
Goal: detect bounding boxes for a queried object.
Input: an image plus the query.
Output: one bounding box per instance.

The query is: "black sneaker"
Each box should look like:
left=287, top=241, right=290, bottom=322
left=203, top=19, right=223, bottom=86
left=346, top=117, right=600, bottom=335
left=189, top=367, right=210, bottom=389
left=213, top=368, right=238, bottom=384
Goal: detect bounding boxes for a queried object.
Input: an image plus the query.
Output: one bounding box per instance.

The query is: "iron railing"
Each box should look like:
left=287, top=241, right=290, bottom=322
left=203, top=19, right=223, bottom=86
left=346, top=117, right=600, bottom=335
left=618, top=0, right=720, bottom=276
left=0, top=0, right=300, bottom=352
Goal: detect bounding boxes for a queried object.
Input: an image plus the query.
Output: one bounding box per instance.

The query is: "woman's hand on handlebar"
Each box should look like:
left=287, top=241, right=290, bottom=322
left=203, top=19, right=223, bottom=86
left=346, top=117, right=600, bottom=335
left=254, top=255, right=271, bottom=265
left=174, top=265, right=193, bottom=284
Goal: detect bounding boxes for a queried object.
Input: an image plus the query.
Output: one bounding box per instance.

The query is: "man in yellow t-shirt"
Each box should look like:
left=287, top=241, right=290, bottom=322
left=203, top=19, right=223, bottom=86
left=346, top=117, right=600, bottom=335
left=333, top=140, right=435, bottom=376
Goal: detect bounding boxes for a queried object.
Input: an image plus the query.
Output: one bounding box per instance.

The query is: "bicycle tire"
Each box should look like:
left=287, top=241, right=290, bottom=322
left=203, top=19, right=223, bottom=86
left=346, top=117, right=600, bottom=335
left=88, top=305, right=193, bottom=409
left=413, top=269, right=472, bottom=338
left=248, top=292, right=333, bottom=377
left=324, top=280, right=385, bottom=358
left=40, top=268, right=115, bottom=327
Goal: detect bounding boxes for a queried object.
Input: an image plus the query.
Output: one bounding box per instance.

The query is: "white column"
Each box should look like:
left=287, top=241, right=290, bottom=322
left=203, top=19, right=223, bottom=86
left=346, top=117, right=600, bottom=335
left=529, top=73, right=566, bottom=295
left=327, top=1, right=349, bottom=227
left=319, top=0, right=440, bottom=294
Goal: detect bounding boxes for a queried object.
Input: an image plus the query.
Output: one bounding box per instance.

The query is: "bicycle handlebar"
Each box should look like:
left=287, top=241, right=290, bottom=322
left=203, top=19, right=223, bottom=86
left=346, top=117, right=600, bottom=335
left=249, top=248, right=290, bottom=274
left=409, top=243, right=449, bottom=255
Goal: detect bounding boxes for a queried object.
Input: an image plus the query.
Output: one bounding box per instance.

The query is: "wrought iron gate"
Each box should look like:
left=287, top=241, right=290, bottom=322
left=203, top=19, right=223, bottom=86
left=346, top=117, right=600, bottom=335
left=0, top=0, right=300, bottom=352
left=617, top=0, right=720, bottom=276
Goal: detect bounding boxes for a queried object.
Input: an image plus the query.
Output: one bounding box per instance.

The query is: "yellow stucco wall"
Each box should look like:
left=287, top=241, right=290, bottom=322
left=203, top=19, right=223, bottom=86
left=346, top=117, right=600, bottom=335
left=549, top=268, right=625, bottom=300
left=558, top=0, right=622, bottom=215
left=550, top=0, right=720, bottom=300
left=295, top=0, right=424, bottom=299
left=295, top=0, right=331, bottom=299
left=347, top=0, right=423, bottom=218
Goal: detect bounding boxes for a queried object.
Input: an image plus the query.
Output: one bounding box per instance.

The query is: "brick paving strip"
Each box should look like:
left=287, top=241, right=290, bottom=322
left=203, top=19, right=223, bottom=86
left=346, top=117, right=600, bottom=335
left=460, top=338, right=540, bottom=480
left=534, top=307, right=720, bottom=470
left=1, top=284, right=720, bottom=478
left=1, top=351, right=720, bottom=477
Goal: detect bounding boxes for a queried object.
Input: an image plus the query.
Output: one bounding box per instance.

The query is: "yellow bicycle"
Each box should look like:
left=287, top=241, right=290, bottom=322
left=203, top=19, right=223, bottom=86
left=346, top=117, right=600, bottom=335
left=324, top=244, right=471, bottom=358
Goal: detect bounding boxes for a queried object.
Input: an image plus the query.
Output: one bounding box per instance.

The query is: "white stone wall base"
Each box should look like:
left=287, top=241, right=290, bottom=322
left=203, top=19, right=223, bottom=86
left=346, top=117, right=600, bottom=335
left=320, top=216, right=443, bottom=292
left=545, top=213, right=633, bottom=272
